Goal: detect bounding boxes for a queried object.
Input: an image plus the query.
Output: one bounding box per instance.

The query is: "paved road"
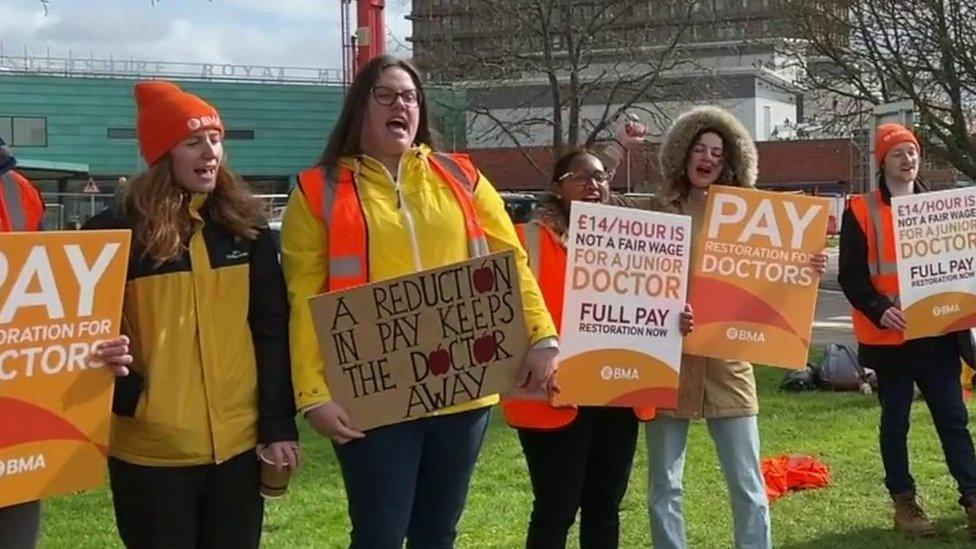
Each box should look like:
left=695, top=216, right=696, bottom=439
left=813, top=248, right=856, bottom=349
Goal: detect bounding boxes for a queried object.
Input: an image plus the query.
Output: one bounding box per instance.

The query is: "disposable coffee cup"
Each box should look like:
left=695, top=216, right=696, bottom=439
left=258, top=447, right=292, bottom=499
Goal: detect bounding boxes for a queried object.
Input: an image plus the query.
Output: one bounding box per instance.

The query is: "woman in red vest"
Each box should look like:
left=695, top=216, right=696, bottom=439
left=501, top=136, right=694, bottom=548
left=281, top=55, right=560, bottom=548
left=839, top=123, right=976, bottom=538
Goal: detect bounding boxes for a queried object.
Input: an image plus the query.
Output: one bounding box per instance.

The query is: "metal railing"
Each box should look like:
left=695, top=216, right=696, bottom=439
left=41, top=192, right=291, bottom=230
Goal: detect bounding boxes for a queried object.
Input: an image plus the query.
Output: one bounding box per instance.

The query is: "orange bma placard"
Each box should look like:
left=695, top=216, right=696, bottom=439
left=684, top=187, right=829, bottom=369
left=0, top=230, right=130, bottom=507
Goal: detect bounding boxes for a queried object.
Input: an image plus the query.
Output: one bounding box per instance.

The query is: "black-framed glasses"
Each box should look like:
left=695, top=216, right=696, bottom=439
left=371, top=86, right=423, bottom=107
left=557, top=170, right=611, bottom=185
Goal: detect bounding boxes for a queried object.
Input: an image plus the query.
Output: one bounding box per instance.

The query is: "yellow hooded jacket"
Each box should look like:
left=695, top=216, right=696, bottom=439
left=282, top=145, right=557, bottom=413
left=83, top=194, right=298, bottom=466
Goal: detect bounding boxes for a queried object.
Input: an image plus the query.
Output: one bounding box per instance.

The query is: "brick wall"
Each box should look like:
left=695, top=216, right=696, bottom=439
left=467, top=138, right=859, bottom=194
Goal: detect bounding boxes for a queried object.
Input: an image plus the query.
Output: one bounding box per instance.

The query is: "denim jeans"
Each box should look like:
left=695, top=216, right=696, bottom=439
left=874, top=338, right=976, bottom=504
left=334, top=407, right=490, bottom=549
left=646, top=415, right=770, bottom=549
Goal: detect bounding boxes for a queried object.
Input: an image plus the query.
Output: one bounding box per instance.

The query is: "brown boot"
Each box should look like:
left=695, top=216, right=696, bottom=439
left=963, top=495, right=976, bottom=540
left=892, top=492, right=936, bottom=537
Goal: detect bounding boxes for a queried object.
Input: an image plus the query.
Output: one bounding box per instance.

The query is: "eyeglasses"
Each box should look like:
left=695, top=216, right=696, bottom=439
left=371, top=86, right=423, bottom=107
left=557, top=170, right=611, bottom=185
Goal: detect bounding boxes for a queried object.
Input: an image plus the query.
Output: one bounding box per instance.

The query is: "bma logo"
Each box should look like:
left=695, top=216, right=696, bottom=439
left=726, top=327, right=766, bottom=343
left=932, top=304, right=960, bottom=317
left=186, top=115, right=221, bottom=131
left=600, top=366, right=639, bottom=381
left=0, top=454, right=46, bottom=477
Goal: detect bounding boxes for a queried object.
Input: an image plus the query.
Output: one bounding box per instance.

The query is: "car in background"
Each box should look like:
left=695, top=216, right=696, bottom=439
left=500, top=192, right=543, bottom=224
left=268, top=220, right=282, bottom=251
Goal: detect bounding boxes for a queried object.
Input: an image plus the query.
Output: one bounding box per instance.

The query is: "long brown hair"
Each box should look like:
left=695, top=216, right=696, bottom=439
left=318, top=55, right=435, bottom=172
left=120, top=156, right=265, bottom=264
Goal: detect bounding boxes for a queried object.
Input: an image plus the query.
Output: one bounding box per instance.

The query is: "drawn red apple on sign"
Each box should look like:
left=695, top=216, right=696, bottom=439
left=473, top=333, right=497, bottom=364
left=428, top=345, right=452, bottom=376
left=472, top=262, right=495, bottom=294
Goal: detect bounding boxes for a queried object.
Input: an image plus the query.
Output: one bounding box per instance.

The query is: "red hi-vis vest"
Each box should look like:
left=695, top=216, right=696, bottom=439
left=501, top=220, right=656, bottom=430
left=296, top=152, right=490, bottom=292
left=0, top=170, right=44, bottom=232
left=848, top=189, right=904, bottom=346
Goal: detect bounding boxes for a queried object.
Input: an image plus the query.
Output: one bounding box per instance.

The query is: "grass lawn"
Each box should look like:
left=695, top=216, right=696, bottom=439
left=41, top=353, right=976, bottom=548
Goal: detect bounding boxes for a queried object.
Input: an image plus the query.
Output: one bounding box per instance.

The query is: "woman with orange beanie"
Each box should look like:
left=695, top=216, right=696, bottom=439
left=83, top=81, right=299, bottom=549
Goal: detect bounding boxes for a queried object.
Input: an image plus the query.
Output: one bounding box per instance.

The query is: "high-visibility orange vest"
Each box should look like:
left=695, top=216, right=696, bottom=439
left=501, top=220, right=655, bottom=430
left=296, top=152, right=490, bottom=292
left=848, top=189, right=904, bottom=346
left=0, top=170, right=44, bottom=232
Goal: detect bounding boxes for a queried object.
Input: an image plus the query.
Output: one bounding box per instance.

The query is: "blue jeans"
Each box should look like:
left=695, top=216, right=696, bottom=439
left=334, top=407, right=490, bottom=549
left=874, top=338, right=976, bottom=504
left=646, top=415, right=770, bottom=549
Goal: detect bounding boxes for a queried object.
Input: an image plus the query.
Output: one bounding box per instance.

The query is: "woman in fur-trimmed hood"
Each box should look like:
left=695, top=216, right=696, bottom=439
left=656, top=105, right=758, bottom=202
left=645, top=105, right=773, bottom=549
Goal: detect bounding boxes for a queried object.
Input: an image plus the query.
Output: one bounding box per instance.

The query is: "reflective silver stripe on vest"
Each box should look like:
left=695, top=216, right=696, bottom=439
left=863, top=191, right=899, bottom=277
left=1, top=172, right=26, bottom=231
left=330, top=255, right=363, bottom=278
left=470, top=236, right=490, bottom=258
left=431, top=152, right=489, bottom=257
left=320, top=166, right=366, bottom=278
left=320, top=165, right=339, bottom=227
left=432, top=152, right=475, bottom=193
left=522, top=222, right=542, bottom=280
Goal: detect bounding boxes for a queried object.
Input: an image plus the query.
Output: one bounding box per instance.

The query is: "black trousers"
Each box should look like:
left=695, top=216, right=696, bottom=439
left=0, top=500, right=40, bottom=549
left=518, top=408, right=638, bottom=549
left=108, top=450, right=263, bottom=549
left=874, top=336, right=976, bottom=506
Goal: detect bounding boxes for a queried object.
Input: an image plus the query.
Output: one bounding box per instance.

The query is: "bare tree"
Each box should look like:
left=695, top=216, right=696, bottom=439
left=413, top=0, right=702, bottom=176
left=779, top=0, right=976, bottom=178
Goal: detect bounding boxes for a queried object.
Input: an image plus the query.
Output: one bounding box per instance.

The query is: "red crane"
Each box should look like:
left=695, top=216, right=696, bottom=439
left=341, top=0, right=386, bottom=86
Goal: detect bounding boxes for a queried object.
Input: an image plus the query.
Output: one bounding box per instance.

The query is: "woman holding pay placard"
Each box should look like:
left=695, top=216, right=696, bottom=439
left=83, top=81, right=299, bottom=549
left=641, top=106, right=826, bottom=549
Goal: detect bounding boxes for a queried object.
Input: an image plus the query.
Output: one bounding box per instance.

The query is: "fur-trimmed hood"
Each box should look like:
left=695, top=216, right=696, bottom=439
left=658, top=106, right=757, bottom=198
left=530, top=195, right=569, bottom=239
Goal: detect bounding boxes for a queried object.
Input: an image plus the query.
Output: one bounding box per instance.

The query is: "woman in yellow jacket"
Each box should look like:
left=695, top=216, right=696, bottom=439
left=84, top=82, right=299, bottom=549
left=281, top=55, right=559, bottom=548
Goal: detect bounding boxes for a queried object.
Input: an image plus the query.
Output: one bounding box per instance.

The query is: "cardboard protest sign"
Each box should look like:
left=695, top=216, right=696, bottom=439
left=892, top=187, right=976, bottom=339
left=551, top=202, right=691, bottom=409
left=684, top=187, right=829, bottom=369
left=309, top=252, right=528, bottom=430
left=0, top=230, right=130, bottom=507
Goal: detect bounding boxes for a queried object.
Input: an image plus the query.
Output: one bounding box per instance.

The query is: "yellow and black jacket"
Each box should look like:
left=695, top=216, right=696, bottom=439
left=84, top=194, right=297, bottom=466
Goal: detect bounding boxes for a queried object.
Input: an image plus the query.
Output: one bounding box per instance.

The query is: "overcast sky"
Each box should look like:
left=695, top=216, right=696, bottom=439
left=0, top=0, right=413, bottom=68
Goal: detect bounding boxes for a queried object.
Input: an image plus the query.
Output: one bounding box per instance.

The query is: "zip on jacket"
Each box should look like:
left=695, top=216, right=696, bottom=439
left=282, top=145, right=558, bottom=411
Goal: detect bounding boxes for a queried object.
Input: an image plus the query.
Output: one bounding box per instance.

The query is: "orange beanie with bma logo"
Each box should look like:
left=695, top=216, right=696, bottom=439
left=135, top=81, right=224, bottom=165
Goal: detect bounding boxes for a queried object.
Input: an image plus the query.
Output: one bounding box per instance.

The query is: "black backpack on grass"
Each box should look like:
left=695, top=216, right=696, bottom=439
left=818, top=343, right=875, bottom=393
